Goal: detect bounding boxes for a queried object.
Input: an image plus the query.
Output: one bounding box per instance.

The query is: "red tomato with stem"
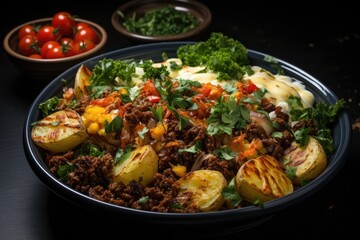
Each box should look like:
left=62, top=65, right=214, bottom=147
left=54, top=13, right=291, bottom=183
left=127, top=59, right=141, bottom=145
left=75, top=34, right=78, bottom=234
left=75, top=22, right=92, bottom=31
left=18, top=25, right=37, bottom=39
left=60, top=37, right=75, bottom=57
left=46, top=45, right=66, bottom=59
left=37, top=25, right=61, bottom=46
left=18, top=35, right=38, bottom=56
left=74, top=27, right=99, bottom=44
left=73, top=39, right=95, bottom=55
left=40, top=41, right=60, bottom=58
left=52, top=11, right=76, bottom=36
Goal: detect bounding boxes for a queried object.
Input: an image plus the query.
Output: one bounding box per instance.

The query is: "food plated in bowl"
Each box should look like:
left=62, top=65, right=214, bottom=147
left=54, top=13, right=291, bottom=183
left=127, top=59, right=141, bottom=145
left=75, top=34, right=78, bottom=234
left=3, top=13, right=107, bottom=80
left=23, top=33, right=350, bottom=225
left=111, top=0, right=212, bottom=42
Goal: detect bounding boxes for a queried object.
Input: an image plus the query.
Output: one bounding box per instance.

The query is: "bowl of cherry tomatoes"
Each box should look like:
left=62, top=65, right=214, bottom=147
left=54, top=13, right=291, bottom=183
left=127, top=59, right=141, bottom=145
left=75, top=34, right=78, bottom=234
left=3, top=11, right=107, bottom=80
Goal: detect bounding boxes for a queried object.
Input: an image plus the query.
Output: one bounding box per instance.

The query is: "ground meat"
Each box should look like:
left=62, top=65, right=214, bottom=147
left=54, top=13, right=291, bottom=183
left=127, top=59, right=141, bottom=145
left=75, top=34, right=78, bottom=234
left=124, top=98, right=154, bottom=124
left=46, top=151, right=74, bottom=175
left=261, top=98, right=275, bottom=112
left=293, top=119, right=318, bottom=135
left=199, top=154, right=234, bottom=181
left=157, top=146, right=187, bottom=171
left=245, top=123, right=268, bottom=141
left=66, top=153, right=113, bottom=194
left=262, top=130, right=295, bottom=160
left=182, top=124, right=207, bottom=145
left=275, top=106, right=290, bottom=122
left=273, top=106, right=290, bottom=131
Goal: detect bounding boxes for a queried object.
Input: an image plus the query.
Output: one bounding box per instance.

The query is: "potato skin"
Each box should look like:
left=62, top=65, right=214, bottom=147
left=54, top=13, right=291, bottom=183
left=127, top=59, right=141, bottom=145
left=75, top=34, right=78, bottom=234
left=112, top=145, right=158, bottom=186
left=282, top=136, right=327, bottom=185
left=74, top=64, right=91, bottom=100
left=173, top=170, right=227, bottom=212
left=236, top=155, right=293, bottom=203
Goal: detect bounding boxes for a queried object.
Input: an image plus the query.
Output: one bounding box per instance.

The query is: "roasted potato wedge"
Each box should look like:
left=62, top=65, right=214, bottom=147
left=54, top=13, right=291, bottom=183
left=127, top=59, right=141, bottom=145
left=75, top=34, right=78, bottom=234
left=282, top=136, right=327, bottom=185
left=112, top=145, right=158, bottom=186
left=74, top=64, right=91, bottom=100
left=236, top=155, right=293, bottom=203
left=173, top=170, right=227, bottom=212
left=31, top=109, right=87, bottom=153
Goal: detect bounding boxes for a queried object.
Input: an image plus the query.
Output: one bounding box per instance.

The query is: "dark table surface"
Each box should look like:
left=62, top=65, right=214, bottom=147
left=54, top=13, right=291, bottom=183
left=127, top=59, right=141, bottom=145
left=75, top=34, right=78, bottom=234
left=1, top=1, right=359, bottom=239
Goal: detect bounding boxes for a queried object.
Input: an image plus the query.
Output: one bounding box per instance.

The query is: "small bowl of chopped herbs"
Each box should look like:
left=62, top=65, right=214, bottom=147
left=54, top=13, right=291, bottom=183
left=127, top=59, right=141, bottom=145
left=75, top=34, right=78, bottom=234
left=111, top=0, right=212, bottom=42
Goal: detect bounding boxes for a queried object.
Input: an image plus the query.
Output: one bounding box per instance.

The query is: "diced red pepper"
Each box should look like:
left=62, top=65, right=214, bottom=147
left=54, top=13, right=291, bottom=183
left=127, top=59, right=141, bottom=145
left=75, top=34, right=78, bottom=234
left=243, top=80, right=259, bottom=94
left=147, top=95, right=160, bottom=103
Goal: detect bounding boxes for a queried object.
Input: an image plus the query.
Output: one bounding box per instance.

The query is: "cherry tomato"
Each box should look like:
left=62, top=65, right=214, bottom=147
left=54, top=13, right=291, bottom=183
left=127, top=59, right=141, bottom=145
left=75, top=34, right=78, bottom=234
left=60, top=37, right=75, bottom=57
left=46, top=45, right=66, bottom=59
left=52, top=11, right=76, bottom=36
left=60, top=37, right=74, bottom=46
left=37, top=25, right=61, bottom=46
left=29, top=54, right=42, bottom=59
left=73, top=39, right=95, bottom=55
left=40, top=41, right=60, bottom=58
left=75, top=22, right=92, bottom=31
left=74, top=27, right=99, bottom=44
left=18, top=35, right=38, bottom=56
left=18, top=25, right=37, bottom=39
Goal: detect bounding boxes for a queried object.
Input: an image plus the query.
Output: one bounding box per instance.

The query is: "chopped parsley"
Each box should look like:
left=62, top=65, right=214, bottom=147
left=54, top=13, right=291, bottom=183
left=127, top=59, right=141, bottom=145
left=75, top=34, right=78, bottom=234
left=38, top=96, right=60, bottom=116
left=121, top=5, right=199, bottom=36
left=105, top=116, right=123, bottom=134
left=207, top=96, right=250, bottom=135
left=222, top=178, right=242, bottom=207
left=213, top=146, right=238, bottom=160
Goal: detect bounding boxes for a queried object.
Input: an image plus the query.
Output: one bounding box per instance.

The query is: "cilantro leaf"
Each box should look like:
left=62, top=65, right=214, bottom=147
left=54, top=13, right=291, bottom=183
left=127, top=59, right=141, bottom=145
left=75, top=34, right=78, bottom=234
left=222, top=177, right=242, bottom=207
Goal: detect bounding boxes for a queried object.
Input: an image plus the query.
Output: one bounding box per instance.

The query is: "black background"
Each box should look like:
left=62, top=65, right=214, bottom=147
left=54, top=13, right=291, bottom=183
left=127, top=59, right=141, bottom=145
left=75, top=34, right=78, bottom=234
left=1, top=1, right=359, bottom=239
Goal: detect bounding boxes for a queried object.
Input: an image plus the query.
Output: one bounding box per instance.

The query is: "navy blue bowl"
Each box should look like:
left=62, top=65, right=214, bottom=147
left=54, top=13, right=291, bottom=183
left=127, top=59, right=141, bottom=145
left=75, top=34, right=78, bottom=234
left=23, top=42, right=351, bottom=229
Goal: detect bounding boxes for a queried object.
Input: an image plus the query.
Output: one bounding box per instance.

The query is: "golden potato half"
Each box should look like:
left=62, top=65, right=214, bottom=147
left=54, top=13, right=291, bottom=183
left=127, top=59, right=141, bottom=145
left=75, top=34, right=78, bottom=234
left=31, top=109, right=87, bottom=153
left=173, top=170, right=227, bottom=212
left=236, top=155, right=293, bottom=203
left=282, top=136, right=327, bottom=185
left=74, top=64, right=91, bottom=100
left=112, top=145, right=158, bottom=186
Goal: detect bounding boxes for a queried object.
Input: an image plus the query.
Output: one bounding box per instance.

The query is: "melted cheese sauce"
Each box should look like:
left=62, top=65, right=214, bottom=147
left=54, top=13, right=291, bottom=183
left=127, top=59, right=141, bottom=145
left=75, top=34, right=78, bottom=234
left=143, top=58, right=314, bottom=114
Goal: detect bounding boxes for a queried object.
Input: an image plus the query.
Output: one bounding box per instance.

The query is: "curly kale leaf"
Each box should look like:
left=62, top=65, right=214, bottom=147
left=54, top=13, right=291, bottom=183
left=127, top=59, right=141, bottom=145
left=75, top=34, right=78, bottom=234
left=177, top=32, right=249, bottom=80
left=90, top=58, right=136, bottom=86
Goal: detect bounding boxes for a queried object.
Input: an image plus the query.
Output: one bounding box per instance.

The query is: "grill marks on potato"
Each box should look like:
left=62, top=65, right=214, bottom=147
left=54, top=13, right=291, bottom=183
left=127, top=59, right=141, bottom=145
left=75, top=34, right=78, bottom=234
left=31, top=109, right=87, bottom=152
left=236, top=155, right=293, bottom=203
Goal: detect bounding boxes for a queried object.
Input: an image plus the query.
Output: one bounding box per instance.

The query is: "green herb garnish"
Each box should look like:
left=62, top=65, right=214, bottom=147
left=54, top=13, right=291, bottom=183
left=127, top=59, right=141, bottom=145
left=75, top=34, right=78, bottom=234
left=121, top=5, right=199, bottom=36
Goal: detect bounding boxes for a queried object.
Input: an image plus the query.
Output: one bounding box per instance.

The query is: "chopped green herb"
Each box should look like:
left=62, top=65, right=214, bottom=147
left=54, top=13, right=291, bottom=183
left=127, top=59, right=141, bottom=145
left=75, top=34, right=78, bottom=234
left=75, top=141, right=105, bottom=158
left=178, top=142, right=201, bottom=153
left=171, top=202, right=184, bottom=209
left=90, top=58, right=136, bottom=87
left=121, top=5, right=199, bottom=36
left=222, top=177, right=242, bottom=207
left=294, top=126, right=311, bottom=146
left=38, top=96, right=60, bottom=116
left=137, top=127, right=149, bottom=139
left=114, top=146, right=133, bottom=165
left=253, top=198, right=264, bottom=208
left=138, top=196, right=149, bottom=204
left=57, top=163, right=75, bottom=181
left=167, top=105, right=190, bottom=130
left=207, top=96, right=250, bottom=135
left=105, top=116, right=123, bottom=134
left=213, top=146, right=237, bottom=160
